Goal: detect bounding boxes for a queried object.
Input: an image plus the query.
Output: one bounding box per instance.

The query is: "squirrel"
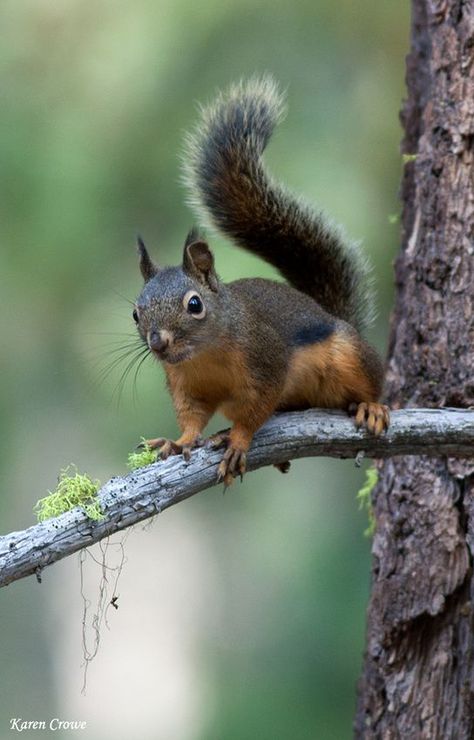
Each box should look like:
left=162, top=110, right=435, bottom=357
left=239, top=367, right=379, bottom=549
left=133, top=76, right=389, bottom=486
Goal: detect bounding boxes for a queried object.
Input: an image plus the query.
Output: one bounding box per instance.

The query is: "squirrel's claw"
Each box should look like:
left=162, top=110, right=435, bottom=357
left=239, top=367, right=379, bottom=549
left=217, top=446, right=247, bottom=487
left=207, top=429, right=231, bottom=450
left=211, top=432, right=289, bottom=475
left=349, top=402, right=390, bottom=436
left=141, top=437, right=200, bottom=461
left=156, top=439, right=183, bottom=460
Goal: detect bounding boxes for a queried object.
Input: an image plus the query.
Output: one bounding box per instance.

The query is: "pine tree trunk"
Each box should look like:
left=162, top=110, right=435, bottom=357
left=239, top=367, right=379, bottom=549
left=355, top=2, right=474, bottom=737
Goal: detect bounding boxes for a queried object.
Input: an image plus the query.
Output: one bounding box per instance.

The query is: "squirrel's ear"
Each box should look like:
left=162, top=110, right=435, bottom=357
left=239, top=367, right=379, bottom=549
left=137, top=236, right=159, bottom=282
left=183, top=239, right=218, bottom=291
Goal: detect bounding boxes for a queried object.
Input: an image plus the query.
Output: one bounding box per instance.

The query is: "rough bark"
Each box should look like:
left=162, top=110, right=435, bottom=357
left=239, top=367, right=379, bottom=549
left=355, top=2, right=474, bottom=738
left=1, top=408, right=473, bottom=590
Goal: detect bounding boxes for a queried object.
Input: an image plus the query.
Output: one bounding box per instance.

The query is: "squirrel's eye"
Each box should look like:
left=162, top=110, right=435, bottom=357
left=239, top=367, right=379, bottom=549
left=132, top=309, right=139, bottom=323
left=183, top=291, right=206, bottom=319
left=188, top=296, right=203, bottom=313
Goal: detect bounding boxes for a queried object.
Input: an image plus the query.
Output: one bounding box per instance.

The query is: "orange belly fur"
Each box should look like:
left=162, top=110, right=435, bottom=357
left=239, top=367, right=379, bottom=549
left=279, top=335, right=377, bottom=410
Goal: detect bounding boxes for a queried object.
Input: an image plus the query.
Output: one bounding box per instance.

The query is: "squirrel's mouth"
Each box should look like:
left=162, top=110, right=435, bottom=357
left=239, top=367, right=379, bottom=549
left=152, top=344, right=195, bottom=364
left=151, top=348, right=169, bottom=361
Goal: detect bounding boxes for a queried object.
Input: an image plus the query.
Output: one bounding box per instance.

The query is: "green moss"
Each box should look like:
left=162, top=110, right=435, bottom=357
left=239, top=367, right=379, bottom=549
left=356, top=466, right=378, bottom=537
left=402, top=152, right=417, bottom=164
left=127, top=439, right=157, bottom=470
left=35, top=467, right=103, bottom=522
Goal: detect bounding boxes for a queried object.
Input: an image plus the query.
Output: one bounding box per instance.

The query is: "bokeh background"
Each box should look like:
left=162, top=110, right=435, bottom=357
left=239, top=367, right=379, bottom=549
left=0, top=1, right=409, bottom=738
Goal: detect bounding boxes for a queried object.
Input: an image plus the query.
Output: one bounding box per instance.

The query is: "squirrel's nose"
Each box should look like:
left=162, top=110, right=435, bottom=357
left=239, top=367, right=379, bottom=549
left=148, top=330, right=170, bottom=353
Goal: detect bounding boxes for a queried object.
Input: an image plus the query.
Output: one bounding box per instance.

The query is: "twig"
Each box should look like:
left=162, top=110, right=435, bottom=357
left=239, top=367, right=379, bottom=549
left=1, top=408, right=472, bottom=589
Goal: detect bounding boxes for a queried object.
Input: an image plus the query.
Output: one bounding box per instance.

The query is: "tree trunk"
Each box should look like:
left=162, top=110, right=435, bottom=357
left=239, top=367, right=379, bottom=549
left=355, top=2, right=474, bottom=738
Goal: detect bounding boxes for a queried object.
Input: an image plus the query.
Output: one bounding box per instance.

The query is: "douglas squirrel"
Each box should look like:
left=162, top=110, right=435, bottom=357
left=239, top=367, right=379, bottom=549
left=133, top=77, right=389, bottom=485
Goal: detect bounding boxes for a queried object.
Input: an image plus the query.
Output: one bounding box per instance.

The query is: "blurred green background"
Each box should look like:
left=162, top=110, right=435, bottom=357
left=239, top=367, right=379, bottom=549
left=0, top=1, right=409, bottom=738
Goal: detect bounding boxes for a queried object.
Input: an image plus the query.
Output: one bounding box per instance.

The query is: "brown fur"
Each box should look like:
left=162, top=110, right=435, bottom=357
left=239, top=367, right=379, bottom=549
left=159, top=330, right=385, bottom=466
left=135, top=78, right=390, bottom=483
left=165, top=345, right=282, bottom=451
left=279, top=335, right=380, bottom=411
left=137, top=265, right=388, bottom=483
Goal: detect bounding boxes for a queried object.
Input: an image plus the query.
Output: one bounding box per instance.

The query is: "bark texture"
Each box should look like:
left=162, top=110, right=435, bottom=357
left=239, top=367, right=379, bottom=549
left=355, top=2, right=474, bottom=738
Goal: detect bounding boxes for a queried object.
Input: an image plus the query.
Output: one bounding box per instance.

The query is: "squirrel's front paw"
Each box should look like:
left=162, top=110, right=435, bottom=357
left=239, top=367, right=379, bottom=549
left=141, top=437, right=199, bottom=462
left=217, top=446, right=247, bottom=487
left=349, top=402, right=390, bottom=436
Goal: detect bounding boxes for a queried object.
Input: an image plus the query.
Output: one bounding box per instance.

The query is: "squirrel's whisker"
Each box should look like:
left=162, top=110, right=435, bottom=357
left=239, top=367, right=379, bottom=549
left=89, top=344, right=145, bottom=376
left=90, top=339, right=145, bottom=358
left=110, top=288, right=136, bottom=306
left=112, top=347, right=150, bottom=408
left=131, top=349, right=152, bottom=406
left=94, top=344, right=148, bottom=388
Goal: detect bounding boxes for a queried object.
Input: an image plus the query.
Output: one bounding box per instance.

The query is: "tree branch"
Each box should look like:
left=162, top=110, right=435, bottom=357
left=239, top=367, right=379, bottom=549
left=1, top=408, right=473, bottom=589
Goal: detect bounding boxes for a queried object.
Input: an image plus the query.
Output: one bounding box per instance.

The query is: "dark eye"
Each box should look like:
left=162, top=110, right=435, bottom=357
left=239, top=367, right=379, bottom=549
left=183, top=290, right=206, bottom=319
left=132, top=309, right=139, bottom=323
left=187, top=295, right=203, bottom=314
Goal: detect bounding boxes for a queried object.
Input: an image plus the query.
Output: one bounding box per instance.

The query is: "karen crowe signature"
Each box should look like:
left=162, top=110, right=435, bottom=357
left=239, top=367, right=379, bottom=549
left=10, top=719, right=86, bottom=732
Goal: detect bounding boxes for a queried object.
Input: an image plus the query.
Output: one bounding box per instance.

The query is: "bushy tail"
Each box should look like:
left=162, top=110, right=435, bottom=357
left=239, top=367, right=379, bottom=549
left=181, top=76, right=374, bottom=332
